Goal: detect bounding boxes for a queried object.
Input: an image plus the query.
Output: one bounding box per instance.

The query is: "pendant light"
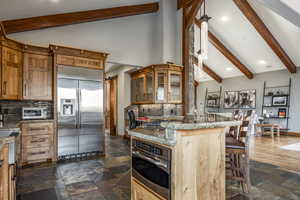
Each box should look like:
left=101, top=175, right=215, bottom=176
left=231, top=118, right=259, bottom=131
left=199, top=0, right=211, bottom=61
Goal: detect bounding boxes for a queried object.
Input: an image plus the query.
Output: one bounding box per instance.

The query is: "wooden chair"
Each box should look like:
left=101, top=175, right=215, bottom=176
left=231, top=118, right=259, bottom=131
left=226, top=111, right=253, bottom=197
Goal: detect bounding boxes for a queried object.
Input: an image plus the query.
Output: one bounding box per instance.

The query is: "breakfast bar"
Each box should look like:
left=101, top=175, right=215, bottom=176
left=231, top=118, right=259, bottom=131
left=128, top=118, right=241, bottom=200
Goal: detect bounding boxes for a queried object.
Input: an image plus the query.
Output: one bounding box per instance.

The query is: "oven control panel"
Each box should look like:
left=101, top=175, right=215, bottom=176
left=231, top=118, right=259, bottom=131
left=132, top=139, right=170, bottom=160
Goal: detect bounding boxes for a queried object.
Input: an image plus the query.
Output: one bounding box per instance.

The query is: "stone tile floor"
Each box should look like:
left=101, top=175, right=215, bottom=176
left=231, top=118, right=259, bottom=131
left=17, top=135, right=300, bottom=200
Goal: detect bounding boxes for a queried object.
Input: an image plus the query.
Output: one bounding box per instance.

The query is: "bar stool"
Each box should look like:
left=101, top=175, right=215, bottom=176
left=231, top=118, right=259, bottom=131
left=226, top=117, right=252, bottom=197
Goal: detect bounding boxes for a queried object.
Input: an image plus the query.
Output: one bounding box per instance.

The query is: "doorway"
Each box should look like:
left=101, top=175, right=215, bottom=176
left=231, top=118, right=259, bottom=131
left=105, top=76, right=118, bottom=136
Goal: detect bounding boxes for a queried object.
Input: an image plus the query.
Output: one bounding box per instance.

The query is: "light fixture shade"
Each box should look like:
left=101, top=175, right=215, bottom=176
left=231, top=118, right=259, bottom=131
left=201, top=20, right=208, bottom=60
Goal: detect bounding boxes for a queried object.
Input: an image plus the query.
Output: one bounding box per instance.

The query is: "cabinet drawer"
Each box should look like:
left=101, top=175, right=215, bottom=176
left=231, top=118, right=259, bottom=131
left=22, top=122, right=54, bottom=136
left=22, top=135, right=51, bottom=148
left=22, top=147, right=51, bottom=162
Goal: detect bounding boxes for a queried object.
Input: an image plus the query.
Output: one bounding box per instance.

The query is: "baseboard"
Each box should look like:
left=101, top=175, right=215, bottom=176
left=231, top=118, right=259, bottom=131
left=287, top=132, right=300, bottom=137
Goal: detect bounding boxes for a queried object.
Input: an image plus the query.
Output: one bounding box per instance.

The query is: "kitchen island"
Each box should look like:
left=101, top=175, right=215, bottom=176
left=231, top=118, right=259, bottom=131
left=128, top=117, right=241, bottom=200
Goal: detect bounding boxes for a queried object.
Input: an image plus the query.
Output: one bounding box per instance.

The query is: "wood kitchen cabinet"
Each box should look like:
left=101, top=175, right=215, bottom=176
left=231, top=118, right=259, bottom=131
left=23, top=45, right=53, bottom=100
left=130, top=64, right=183, bottom=104
left=20, top=121, right=55, bottom=166
left=0, top=144, right=9, bottom=200
left=0, top=41, right=23, bottom=100
left=132, top=179, right=165, bottom=200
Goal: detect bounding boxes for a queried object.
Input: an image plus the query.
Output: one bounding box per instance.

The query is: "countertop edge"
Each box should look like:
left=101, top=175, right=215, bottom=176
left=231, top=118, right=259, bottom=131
left=128, top=129, right=176, bottom=146
left=160, top=121, right=242, bottom=130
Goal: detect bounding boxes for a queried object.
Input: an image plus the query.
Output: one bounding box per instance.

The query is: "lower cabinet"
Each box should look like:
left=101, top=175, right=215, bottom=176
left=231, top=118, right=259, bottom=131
left=0, top=145, right=16, bottom=200
left=20, top=121, right=55, bottom=166
left=132, top=179, right=165, bottom=200
left=0, top=144, right=9, bottom=200
left=8, top=165, right=16, bottom=200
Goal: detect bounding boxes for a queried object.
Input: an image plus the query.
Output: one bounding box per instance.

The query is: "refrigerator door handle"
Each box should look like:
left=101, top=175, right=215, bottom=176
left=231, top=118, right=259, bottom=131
left=78, top=89, right=82, bottom=129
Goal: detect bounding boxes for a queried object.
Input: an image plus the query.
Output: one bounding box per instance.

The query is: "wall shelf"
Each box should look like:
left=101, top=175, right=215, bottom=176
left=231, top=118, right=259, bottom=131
left=261, top=78, right=292, bottom=132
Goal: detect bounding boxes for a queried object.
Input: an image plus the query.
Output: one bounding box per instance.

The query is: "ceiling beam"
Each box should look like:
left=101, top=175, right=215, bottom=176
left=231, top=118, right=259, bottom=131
left=233, top=0, right=296, bottom=73
left=192, top=55, right=223, bottom=83
left=202, top=64, right=223, bottom=83
left=2, top=3, right=159, bottom=34
left=195, top=19, right=254, bottom=79
left=185, top=0, right=204, bottom=29
left=178, top=0, right=194, bottom=9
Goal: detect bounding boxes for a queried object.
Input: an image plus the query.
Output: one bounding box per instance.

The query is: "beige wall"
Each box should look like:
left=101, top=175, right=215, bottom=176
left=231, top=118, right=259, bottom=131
left=197, top=68, right=300, bottom=132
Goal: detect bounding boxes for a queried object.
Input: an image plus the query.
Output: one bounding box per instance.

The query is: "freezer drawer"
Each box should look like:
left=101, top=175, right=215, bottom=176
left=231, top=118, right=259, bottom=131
left=58, top=136, right=78, bottom=156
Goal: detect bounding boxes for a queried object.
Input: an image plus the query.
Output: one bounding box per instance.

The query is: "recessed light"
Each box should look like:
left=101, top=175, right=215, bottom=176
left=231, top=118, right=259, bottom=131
left=226, top=67, right=233, bottom=71
left=258, top=60, right=267, bottom=65
left=220, top=15, right=230, bottom=22
left=50, top=0, right=60, bottom=3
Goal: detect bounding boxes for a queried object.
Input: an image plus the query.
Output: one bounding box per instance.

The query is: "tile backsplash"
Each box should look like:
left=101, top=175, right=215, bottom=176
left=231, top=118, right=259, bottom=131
left=138, top=104, right=183, bottom=117
left=0, top=100, right=53, bottom=121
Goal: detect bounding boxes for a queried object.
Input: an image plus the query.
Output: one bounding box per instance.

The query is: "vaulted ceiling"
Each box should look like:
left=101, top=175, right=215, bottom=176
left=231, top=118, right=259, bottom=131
left=195, top=0, right=300, bottom=81
left=0, top=0, right=158, bottom=20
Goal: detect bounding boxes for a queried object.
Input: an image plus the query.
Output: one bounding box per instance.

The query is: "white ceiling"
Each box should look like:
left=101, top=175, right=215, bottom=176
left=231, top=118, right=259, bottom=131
left=0, top=0, right=299, bottom=81
left=0, top=0, right=158, bottom=20
left=197, top=0, right=300, bottom=81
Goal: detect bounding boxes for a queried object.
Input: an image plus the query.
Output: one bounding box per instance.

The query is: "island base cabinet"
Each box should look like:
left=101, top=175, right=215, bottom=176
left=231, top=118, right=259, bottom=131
left=131, top=179, right=165, bottom=200
left=8, top=165, right=16, bottom=200
left=0, top=144, right=9, bottom=200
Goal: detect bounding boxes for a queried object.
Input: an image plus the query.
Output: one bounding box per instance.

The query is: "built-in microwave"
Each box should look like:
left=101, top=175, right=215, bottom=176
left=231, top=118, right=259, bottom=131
left=22, top=107, right=47, bottom=120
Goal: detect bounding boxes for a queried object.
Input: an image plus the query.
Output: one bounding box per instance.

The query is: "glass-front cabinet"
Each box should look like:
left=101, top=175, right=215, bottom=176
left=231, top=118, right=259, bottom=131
left=168, top=71, right=182, bottom=103
left=130, top=64, right=183, bottom=104
left=155, top=70, right=168, bottom=103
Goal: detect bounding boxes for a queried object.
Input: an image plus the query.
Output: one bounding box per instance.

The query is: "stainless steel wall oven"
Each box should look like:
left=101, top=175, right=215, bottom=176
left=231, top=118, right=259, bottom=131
left=132, top=139, right=171, bottom=200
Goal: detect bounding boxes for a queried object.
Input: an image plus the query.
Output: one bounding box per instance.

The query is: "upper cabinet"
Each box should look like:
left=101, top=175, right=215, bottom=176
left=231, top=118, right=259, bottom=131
left=0, top=39, right=23, bottom=100
left=131, top=64, right=183, bottom=104
left=23, top=45, right=53, bottom=101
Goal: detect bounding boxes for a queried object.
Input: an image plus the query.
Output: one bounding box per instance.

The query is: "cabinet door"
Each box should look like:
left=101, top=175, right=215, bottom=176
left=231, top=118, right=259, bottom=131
left=131, top=75, right=145, bottom=104
left=168, top=71, right=182, bottom=103
left=1, top=47, right=22, bottom=100
left=132, top=179, right=164, bottom=200
left=145, top=72, right=154, bottom=103
left=23, top=53, right=52, bottom=100
left=0, top=144, right=9, bottom=200
left=9, top=165, right=16, bottom=200
left=155, top=71, right=168, bottom=103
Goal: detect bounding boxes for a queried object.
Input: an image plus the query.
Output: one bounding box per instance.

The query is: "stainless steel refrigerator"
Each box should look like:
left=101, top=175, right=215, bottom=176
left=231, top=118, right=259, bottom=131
left=57, top=65, right=104, bottom=160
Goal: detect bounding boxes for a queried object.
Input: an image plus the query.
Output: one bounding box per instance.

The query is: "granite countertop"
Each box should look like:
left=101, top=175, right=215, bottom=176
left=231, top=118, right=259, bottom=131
left=128, top=128, right=176, bottom=146
left=160, top=120, right=242, bottom=130
left=0, top=121, right=20, bottom=131
left=146, top=116, right=185, bottom=121
left=128, top=118, right=242, bottom=146
left=20, top=119, right=54, bottom=123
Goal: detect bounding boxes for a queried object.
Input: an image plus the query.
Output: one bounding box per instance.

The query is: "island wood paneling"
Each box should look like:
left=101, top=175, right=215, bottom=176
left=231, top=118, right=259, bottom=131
left=172, top=127, right=226, bottom=200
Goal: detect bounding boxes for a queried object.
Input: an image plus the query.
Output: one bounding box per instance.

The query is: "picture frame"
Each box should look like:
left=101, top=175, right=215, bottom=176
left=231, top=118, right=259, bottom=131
left=224, top=91, right=239, bottom=109
left=239, top=89, right=256, bottom=109
left=207, top=99, right=217, bottom=107
left=272, top=96, right=288, bottom=106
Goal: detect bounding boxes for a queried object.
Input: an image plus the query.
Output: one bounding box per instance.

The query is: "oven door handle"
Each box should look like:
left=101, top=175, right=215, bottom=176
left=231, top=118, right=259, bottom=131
left=132, top=151, right=168, bottom=170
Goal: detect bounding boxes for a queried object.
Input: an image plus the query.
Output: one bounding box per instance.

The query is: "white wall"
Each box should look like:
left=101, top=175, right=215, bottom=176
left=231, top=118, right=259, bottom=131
left=106, top=66, right=134, bottom=135
left=197, top=68, right=300, bottom=132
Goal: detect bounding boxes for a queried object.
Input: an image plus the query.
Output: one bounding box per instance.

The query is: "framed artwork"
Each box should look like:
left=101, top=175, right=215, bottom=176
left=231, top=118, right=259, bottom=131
left=207, top=99, right=217, bottom=107
left=224, top=91, right=239, bottom=109
left=272, top=96, right=288, bottom=106
left=239, top=89, right=256, bottom=109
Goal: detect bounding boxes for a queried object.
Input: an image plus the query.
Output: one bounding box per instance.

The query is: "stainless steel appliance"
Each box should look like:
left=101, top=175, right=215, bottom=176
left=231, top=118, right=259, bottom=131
left=57, top=66, right=104, bottom=160
left=132, top=139, right=171, bottom=200
left=22, top=107, right=47, bottom=120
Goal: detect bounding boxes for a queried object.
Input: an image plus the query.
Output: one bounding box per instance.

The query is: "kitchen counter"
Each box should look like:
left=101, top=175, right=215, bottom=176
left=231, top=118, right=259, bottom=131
left=0, top=121, right=20, bottom=131
left=20, top=119, right=54, bottom=123
left=128, top=116, right=241, bottom=146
